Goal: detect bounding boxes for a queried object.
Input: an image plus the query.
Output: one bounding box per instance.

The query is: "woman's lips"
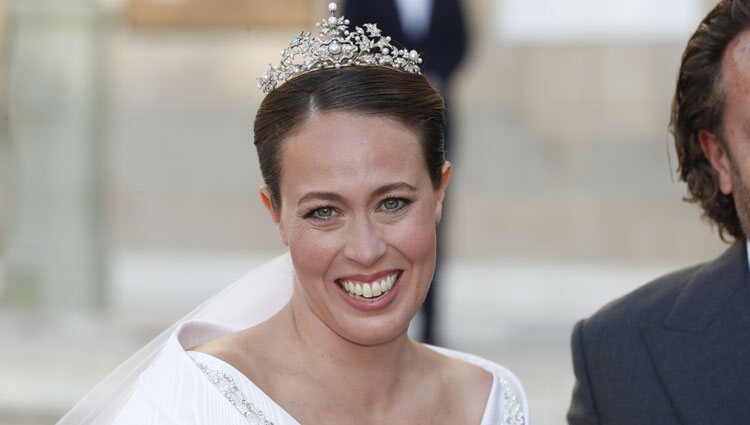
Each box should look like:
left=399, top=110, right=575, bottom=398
left=337, top=271, right=401, bottom=300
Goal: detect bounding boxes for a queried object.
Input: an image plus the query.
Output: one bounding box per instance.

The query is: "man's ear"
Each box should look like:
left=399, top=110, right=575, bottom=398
left=434, top=161, right=452, bottom=224
left=699, top=130, right=734, bottom=195
left=260, top=185, right=289, bottom=246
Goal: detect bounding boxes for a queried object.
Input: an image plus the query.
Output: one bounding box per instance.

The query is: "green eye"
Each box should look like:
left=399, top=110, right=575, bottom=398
left=382, top=198, right=405, bottom=212
left=315, top=207, right=333, bottom=218
left=305, top=205, right=338, bottom=221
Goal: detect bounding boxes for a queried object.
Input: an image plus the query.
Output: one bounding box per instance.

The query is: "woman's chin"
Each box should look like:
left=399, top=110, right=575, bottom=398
left=336, top=318, right=411, bottom=346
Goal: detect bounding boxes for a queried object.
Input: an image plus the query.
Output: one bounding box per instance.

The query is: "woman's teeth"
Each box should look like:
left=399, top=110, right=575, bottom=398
left=339, top=272, right=398, bottom=299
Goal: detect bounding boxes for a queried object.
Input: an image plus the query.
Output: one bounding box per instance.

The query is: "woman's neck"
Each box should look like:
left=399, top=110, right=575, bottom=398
left=279, top=295, right=427, bottom=407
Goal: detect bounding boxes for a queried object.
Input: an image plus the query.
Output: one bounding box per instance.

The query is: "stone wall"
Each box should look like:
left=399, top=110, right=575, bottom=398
left=0, top=0, right=9, bottom=248
left=127, top=0, right=317, bottom=27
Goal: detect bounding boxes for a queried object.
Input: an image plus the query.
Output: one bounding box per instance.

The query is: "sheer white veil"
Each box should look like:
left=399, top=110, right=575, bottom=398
left=55, top=253, right=295, bottom=425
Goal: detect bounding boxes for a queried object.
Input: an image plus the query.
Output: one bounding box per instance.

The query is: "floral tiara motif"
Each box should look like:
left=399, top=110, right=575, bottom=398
left=257, top=2, right=423, bottom=94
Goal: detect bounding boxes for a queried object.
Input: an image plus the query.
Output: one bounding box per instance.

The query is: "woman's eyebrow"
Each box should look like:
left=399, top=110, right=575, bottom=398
left=371, top=182, right=417, bottom=198
left=297, top=183, right=417, bottom=207
left=297, top=191, right=345, bottom=206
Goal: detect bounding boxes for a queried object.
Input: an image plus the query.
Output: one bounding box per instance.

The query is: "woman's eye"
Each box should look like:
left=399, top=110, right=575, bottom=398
left=381, top=198, right=406, bottom=212
left=308, top=206, right=336, bottom=220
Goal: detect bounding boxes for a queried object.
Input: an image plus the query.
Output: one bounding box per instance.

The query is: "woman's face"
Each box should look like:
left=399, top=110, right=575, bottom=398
left=262, top=111, right=450, bottom=346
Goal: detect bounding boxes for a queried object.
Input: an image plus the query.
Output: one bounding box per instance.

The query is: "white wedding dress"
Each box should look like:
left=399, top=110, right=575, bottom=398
left=58, top=254, right=529, bottom=425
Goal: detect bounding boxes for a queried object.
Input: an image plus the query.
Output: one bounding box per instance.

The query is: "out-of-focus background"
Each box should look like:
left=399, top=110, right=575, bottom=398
left=0, top=0, right=728, bottom=424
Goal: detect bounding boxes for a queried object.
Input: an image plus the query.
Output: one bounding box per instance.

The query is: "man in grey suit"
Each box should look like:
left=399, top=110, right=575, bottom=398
left=568, top=1, right=750, bottom=423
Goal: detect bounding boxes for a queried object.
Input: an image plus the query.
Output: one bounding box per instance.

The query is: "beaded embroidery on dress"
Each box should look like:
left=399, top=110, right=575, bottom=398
left=500, top=377, right=526, bottom=425
left=194, top=362, right=274, bottom=425
left=189, top=348, right=528, bottom=425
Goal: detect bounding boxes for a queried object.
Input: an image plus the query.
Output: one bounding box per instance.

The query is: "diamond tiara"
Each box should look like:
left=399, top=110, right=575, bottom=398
left=257, top=2, right=423, bottom=94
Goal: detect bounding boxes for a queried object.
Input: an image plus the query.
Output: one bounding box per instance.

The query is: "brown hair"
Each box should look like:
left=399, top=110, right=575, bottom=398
left=254, top=66, right=445, bottom=209
left=671, top=0, right=750, bottom=240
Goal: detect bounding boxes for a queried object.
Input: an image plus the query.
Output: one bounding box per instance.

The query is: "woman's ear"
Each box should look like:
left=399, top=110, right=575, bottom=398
left=699, top=130, right=734, bottom=195
left=434, top=161, right=452, bottom=224
left=260, top=185, right=289, bottom=246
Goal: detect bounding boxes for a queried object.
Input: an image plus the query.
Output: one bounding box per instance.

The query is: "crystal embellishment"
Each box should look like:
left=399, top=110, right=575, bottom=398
left=500, top=377, right=526, bottom=425
left=257, top=2, right=422, bottom=93
left=195, top=362, right=274, bottom=425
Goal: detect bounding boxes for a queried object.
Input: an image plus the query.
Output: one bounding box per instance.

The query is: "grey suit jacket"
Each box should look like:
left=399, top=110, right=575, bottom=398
left=568, top=241, right=750, bottom=424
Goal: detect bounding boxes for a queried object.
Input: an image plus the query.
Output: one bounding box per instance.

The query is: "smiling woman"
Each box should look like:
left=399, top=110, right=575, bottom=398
left=56, top=3, right=527, bottom=425
left=262, top=110, right=444, bottom=348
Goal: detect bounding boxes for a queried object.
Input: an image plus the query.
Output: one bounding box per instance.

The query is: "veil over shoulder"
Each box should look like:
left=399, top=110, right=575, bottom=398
left=56, top=253, right=295, bottom=425
left=57, top=252, right=529, bottom=425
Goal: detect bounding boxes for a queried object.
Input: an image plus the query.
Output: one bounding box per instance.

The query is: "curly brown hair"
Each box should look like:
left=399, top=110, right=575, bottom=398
left=671, top=0, right=750, bottom=240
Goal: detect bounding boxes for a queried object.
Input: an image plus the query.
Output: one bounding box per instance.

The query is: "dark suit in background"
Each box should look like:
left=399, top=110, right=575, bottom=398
left=344, top=0, right=469, bottom=344
left=568, top=242, right=750, bottom=424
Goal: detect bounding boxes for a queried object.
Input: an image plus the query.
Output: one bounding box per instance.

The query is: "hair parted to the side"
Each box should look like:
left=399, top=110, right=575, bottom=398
left=671, top=0, right=750, bottom=241
left=254, top=66, right=446, bottom=209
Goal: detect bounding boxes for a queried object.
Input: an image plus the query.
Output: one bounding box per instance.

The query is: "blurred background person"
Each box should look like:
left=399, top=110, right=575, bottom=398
left=344, top=0, right=469, bottom=345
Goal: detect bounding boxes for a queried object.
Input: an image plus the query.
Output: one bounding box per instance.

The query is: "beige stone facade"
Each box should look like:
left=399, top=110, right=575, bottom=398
left=0, top=0, right=9, bottom=247
left=127, top=0, right=317, bottom=27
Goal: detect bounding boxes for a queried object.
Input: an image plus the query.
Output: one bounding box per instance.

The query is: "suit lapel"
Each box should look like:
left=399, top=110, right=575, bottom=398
left=640, top=242, right=750, bottom=425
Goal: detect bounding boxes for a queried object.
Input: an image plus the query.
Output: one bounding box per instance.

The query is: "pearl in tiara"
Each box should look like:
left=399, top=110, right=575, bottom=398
left=257, top=2, right=423, bottom=94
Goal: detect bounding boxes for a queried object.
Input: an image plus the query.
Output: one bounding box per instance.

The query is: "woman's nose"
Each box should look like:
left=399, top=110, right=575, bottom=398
left=342, top=217, right=387, bottom=266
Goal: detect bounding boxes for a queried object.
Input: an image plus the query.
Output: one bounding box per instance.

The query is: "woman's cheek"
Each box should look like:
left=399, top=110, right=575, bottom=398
left=390, top=207, right=437, bottom=259
left=289, top=226, right=342, bottom=278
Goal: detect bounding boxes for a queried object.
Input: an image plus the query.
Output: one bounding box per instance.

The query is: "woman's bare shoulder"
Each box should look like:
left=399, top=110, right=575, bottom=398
left=444, top=352, right=493, bottom=398
left=190, top=313, right=292, bottom=387
left=193, top=305, right=289, bottom=356
left=423, top=346, right=494, bottom=423
left=194, top=330, right=276, bottom=396
left=191, top=330, right=244, bottom=362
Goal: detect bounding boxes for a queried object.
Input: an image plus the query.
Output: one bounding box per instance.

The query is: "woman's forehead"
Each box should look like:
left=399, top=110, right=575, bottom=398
left=297, top=111, right=416, bottom=139
left=283, top=112, right=421, bottom=161
left=278, top=112, right=428, bottom=198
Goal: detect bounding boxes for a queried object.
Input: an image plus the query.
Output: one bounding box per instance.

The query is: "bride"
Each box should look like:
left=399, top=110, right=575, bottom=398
left=57, top=3, right=528, bottom=424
